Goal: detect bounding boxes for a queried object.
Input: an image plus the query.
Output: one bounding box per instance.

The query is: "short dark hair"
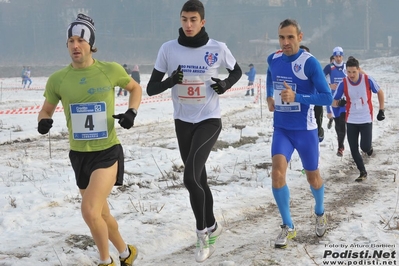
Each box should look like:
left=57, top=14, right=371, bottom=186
left=346, top=57, right=359, bottom=68
left=181, top=0, right=205, bottom=20
left=279, top=19, right=301, bottom=34
left=299, top=45, right=309, bottom=52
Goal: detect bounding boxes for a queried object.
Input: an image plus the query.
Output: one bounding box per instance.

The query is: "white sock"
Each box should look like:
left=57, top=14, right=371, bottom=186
left=207, top=222, right=217, bottom=233
left=196, top=228, right=207, bottom=235
left=99, top=257, right=112, bottom=264
left=119, top=245, right=130, bottom=259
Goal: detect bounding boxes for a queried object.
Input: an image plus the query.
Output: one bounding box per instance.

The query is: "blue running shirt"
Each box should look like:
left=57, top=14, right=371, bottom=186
left=266, top=50, right=332, bottom=130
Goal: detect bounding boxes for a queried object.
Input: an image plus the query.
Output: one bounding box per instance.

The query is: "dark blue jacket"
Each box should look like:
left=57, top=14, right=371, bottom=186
left=245, top=67, right=256, bottom=82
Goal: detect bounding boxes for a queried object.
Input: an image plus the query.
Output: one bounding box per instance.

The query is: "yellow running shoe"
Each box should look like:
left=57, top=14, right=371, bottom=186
left=120, top=244, right=138, bottom=266
left=316, top=213, right=327, bottom=237
left=274, top=225, right=296, bottom=248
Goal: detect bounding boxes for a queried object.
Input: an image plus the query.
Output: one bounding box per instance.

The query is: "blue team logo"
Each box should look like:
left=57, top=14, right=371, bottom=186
left=79, top=77, right=87, bottom=85
left=204, top=52, right=218, bottom=67
left=293, top=63, right=302, bottom=73
left=87, top=86, right=112, bottom=94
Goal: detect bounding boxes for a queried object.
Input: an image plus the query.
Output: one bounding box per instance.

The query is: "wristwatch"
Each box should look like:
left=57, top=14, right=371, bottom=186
left=129, top=108, right=138, bottom=115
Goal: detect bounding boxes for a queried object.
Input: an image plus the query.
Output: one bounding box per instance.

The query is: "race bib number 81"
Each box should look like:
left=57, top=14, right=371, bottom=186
left=177, top=76, right=206, bottom=104
left=70, top=102, right=108, bottom=140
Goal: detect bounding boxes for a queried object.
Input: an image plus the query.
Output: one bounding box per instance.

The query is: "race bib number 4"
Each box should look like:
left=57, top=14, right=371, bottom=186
left=177, top=76, right=206, bottom=104
left=273, top=81, right=301, bottom=112
left=70, top=102, right=108, bottom=140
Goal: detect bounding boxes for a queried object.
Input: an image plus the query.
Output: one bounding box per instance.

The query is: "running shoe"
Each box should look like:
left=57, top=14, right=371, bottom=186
left=120, top=244, right=138, bottom=266
left=355, top=171, right=367, bottom=182
left=208, top=223, right=223, bottom=256
left=336, top=148, right=344, bottom=157
left=274, top=225, right=296, bottom=248
left=195, top=232, right=210, bottom=262
left=315, top=213, right=327, bottom=237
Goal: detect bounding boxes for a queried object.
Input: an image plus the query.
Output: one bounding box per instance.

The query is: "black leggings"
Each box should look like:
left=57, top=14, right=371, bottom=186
left=334, top=112, right=346, bottom=149
left=175, top=118, right=222, bottom=231
left=346, top=122, right=373, bottom=172
left=314, top=105, right=323, bottom=134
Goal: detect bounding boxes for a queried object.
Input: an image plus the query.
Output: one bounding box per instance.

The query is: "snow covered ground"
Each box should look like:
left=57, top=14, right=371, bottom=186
left=0, top=56, right=398, bottom=265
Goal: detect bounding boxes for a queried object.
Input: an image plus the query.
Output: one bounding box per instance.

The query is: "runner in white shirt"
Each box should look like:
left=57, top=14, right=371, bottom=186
left=147, top=0, right=242, bottom=263
left=332, top=56, right=385, bottom=182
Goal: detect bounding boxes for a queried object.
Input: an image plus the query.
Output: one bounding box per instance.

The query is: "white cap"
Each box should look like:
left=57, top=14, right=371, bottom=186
left=333, top=46, right=344, bottom=56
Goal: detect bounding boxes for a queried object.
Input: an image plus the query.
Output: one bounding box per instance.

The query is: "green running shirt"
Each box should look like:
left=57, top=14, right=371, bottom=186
left=44, top=60, right=131, bottom=152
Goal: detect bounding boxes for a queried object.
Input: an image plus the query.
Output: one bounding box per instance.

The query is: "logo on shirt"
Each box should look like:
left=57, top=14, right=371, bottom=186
left=204, top=52, right=218, bottom=67
left=87, top=86, right=112, bottom=94
left=293, top=63, right=302, bottom=73
left=79, top=78, right=87, bottom=85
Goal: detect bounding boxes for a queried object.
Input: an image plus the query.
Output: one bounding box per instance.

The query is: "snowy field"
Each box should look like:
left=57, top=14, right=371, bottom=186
left=0, top=57, right=398, bottom=265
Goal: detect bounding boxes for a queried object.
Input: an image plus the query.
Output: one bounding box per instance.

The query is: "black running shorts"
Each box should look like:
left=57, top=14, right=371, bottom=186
left=69, top=144, right=124, bottom=189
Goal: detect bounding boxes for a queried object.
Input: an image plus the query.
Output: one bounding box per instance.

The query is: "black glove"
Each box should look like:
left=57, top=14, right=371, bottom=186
left=112, top=108, right=137, bottom=129
left=167, top=65, right=183, bottom=88
left=337, top=98, right=347, bottom=107
left=377, top=109, right=385, bottom=121
left=211, top=77, right=231, bottom=95
left=38, top=118, right=53, bottom=134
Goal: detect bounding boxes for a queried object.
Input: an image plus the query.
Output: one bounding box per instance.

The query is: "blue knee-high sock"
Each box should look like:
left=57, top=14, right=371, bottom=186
left=272, top=185, right=293, bottom=228
left=310, top=184, right=325, bottom=216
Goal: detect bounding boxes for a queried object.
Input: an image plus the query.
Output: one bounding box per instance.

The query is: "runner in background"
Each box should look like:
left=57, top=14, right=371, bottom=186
left=332, top=56, right=385, bottom=181
left=300, top=45, right=325, bottom=142
left=22, top=66, right=32, bottom=88
left=324, top=46, right=347, bottom=156
left=326, top=55, right=335, bottom=130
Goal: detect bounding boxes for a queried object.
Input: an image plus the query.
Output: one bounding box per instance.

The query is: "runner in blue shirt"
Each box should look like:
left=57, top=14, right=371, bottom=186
left=323, top=46, right=347, bottom=156
left=266, top=19, right=332, bottom=248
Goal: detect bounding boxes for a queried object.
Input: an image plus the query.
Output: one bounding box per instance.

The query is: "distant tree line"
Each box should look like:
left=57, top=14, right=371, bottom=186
left=1, top=0, right=398, bottom=68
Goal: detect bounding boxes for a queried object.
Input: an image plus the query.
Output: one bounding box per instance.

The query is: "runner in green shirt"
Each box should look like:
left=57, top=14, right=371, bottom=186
left=37, top=13, right=142, bottom=266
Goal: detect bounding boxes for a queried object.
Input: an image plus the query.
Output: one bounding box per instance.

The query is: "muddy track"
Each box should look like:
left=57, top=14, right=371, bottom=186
left=139, top=172, right=384, bottom=266
left=1, top=103, right=395, bottom=266
left=123, top=107, right=394, bottom=266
